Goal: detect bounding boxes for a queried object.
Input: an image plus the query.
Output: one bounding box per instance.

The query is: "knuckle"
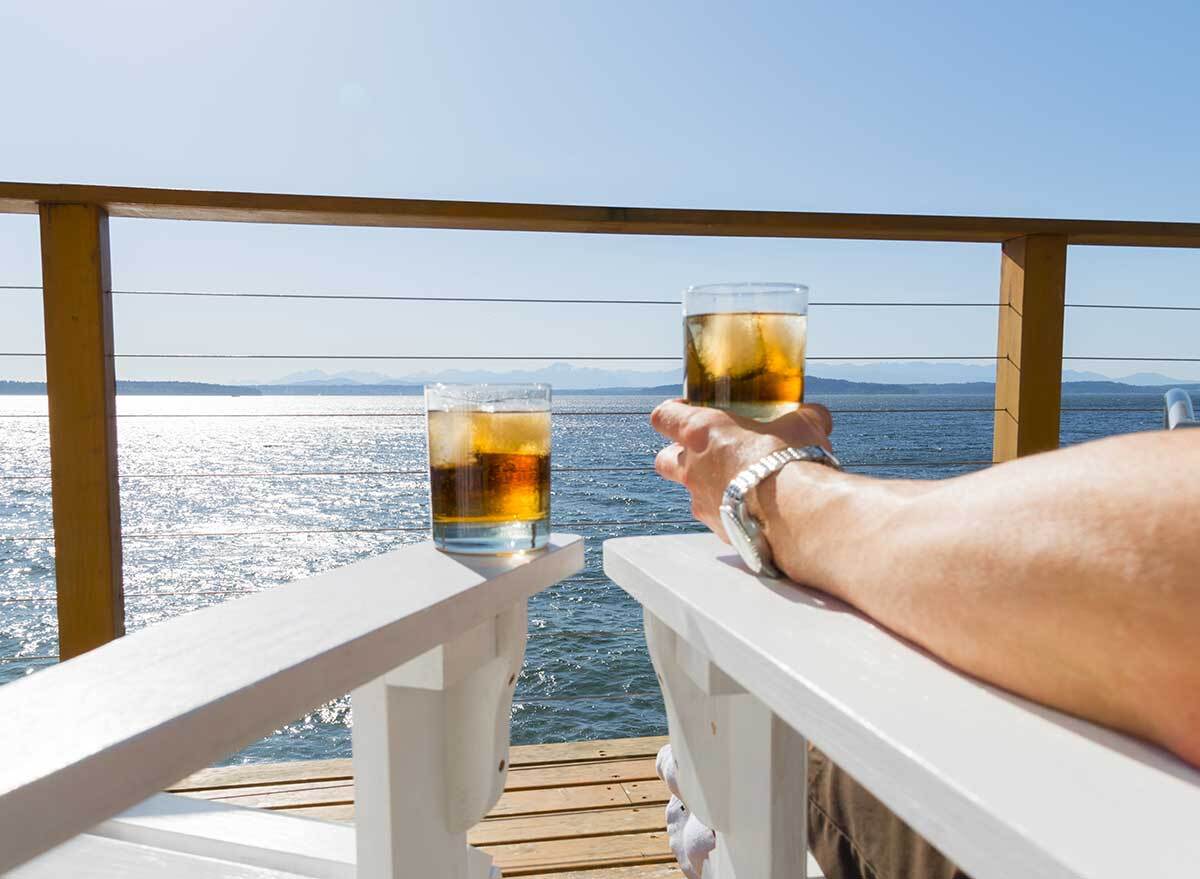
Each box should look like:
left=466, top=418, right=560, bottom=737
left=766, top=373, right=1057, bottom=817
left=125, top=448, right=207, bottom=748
left=680, top=421, right=710, bottom=448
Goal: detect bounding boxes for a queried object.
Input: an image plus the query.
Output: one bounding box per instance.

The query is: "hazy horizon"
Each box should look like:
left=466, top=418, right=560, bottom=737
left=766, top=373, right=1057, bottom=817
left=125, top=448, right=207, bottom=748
left=2, top=360, right=1197, bottom=391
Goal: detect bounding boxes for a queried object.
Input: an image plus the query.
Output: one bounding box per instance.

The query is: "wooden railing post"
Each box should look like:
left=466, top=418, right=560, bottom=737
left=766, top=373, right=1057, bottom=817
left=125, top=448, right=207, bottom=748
left=993, top=234, right=1068, bottom=462
left=38, top=203, right=124, bottom=658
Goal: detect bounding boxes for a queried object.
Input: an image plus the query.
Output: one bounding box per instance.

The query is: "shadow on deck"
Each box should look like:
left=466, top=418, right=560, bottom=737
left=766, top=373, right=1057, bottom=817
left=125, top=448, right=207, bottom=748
left=170, top=735, right=679, bottom=878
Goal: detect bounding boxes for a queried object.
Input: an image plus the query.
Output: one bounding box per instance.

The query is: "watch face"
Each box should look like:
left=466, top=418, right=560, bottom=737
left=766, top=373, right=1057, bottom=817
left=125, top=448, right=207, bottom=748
left=720, top=505, right=763, bottom=574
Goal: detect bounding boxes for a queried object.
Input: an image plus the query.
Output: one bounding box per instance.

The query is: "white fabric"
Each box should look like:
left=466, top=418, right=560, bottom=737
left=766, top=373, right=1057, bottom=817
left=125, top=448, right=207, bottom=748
left=656, top=744, right=717, bottom=879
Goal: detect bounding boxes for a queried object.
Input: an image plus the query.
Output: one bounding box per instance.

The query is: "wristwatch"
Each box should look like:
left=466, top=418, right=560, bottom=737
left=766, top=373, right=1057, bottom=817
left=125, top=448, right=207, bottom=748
left=719, top=445, right=842, bottom=578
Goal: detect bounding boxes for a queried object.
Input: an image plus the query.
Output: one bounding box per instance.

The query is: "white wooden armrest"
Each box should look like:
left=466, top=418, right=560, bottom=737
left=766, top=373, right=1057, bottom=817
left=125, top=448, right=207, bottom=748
left=604, top=533, right=1200, bottom=879
left=0, top=534, right=583, bottom=874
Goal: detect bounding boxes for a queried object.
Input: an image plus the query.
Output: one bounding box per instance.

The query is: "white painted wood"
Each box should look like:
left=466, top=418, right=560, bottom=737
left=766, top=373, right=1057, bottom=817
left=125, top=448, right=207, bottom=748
left=94, top=793, right=354, bottom=878
left=606, top=533, right=1200, bottom=879
left=96, top=792, right=502, bottom=879
left=646, top=611, right=806, bottom=879
left=352, top=602, right=525, bottom=878
left=11, top=834, right=316, bottom=878
left=0, top=535, right=583, bottom=874
left=805, top=851, right=824, bottom=878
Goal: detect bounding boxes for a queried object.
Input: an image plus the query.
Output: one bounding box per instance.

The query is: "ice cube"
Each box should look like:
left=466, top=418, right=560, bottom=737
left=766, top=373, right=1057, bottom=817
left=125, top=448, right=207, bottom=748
left=427, top=411, right=476, bottom=467
left=472, top=411, right=551, bottom=456
left=760, top=314, right=806, bottom=376
left=693, top=314, right=766, bottom=379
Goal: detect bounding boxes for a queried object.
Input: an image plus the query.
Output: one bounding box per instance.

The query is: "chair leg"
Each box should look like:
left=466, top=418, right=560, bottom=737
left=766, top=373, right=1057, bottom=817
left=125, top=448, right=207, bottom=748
left=352, top=602, right=525, bottom=878
left=646, top=610, right=809, bottom=879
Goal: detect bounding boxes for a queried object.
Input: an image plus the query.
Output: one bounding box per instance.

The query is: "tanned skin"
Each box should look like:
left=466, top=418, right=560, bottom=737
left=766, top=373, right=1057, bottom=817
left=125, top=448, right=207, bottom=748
left=652, top=400, right=1200, bottom=767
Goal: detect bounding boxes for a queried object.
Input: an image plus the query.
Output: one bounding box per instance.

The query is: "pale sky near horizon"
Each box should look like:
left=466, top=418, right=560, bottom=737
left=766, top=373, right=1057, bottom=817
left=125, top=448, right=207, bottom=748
left=1, top=0, right=1198, bottom=382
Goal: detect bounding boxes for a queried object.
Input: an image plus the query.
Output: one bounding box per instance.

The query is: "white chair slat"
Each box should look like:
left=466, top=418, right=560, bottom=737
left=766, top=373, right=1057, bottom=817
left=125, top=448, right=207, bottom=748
left=95, top=793, right=354, bottom=879
left=10, top=834, right=317, bottom=879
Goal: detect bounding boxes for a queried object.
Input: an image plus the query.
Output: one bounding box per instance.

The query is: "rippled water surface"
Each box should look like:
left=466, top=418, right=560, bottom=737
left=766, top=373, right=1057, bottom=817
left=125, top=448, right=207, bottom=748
left=0, top=393, right=1161, bottom=762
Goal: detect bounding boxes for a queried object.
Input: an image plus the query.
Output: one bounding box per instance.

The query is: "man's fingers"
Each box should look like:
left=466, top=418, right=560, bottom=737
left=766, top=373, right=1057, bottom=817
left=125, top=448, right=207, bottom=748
left=766, top=405, right=835, bottom=447
left=805, top=403, right=834, bottom=435
left=650, top=400, right=694, bottom=442
left=651, top=400, right=720, bottom=450
left=654, top=443, right=686, bottom=483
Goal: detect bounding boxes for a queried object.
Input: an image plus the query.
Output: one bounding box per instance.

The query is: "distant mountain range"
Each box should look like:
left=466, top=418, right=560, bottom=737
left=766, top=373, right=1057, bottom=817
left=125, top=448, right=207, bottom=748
left=259, top=363, right=1197, bottom=389
left=262, top=364, right=684, bottom=389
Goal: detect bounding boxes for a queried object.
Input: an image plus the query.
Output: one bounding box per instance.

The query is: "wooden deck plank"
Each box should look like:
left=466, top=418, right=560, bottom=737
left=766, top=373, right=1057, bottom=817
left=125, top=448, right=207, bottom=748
left=169, top=737, right=679, bottom=875
left=510, top=736, right=668, bottom=767
left=174, top=756, right=658, bottom=799
left=520, top=867, right=682, bottom=879
left=469, top=806, right=665, bottom=847
left=185, top=779, right=354, bottom=809
left=507, top=757, right=658, bottom=791
left=482, top=830, right=674, bottom=876
left=187, top=778, right=658, bottom=817
left=490, top=783, right=641, bottom=818
left=622, top=779, right=670, bottom=805
left=169, top=735, right=669, bottom=792
left=169, top=759, right=351, bottom=792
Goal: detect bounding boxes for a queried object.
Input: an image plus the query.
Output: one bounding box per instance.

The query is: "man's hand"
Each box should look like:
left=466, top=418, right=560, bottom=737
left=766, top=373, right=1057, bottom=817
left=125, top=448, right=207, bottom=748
left=650, top=400, right=834, bottom=539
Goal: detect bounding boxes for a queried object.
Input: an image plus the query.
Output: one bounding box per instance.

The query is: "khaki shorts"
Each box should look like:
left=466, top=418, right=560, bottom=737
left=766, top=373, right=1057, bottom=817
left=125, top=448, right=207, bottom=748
left=808, top=747, right=971, bottom=879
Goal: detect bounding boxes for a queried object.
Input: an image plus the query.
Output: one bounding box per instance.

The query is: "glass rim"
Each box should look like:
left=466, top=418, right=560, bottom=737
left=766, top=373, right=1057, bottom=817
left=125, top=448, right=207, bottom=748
left=425, top=382, right=552, bottom=411
left=425, top=382, right=551, bottom=393
left=685, top=281, right=808, bottom=295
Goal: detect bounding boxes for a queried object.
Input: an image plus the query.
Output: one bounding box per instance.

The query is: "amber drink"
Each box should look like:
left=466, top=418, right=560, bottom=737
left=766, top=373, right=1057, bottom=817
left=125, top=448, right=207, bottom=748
left=684, top=283, right=808, bottom=421
left=426, top=384, right=551, bottom=554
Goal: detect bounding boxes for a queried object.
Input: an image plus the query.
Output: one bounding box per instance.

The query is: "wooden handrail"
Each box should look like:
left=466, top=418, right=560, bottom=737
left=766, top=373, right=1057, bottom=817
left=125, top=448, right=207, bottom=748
left=5, top=181, right=1200, bottom=246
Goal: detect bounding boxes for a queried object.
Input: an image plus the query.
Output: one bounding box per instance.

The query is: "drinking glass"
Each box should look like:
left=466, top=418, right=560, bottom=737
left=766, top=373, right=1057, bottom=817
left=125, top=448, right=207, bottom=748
left=425, top=383, right=552, bottom=554
left=683, top=282, right=808, bottom=420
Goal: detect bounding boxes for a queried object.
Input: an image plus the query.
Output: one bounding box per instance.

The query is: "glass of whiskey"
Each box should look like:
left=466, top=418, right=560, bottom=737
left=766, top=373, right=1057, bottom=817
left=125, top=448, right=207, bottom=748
left=683, top=282, right=808, bottom=421
left=425, top=383, right=551, bottom=554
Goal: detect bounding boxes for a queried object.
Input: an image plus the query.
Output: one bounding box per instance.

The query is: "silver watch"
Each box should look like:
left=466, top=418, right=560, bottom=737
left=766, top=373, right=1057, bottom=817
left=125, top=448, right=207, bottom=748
left=719, top=445, right=841, bottom=578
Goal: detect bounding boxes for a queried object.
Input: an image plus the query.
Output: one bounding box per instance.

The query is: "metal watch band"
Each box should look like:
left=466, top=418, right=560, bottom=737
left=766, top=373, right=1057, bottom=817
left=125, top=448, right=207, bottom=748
left=724, top=445, right=842, bottom=505
left=720, top=445, right=841, bottom=578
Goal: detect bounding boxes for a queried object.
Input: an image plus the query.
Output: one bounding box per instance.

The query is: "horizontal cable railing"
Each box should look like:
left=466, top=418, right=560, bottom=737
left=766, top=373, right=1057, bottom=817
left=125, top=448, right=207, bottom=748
left=0, top=519, right=705, bottom=542
left=6, top=352, right=1200, bottom=361
left=1, top=460, right=992, bottom=481
left=4, top=283, right=1200, bottom=312
left=0, top=408, right=1008, bottom=418
left=0, top=575, right=621, bottom=604
left=0, top=351, right=1003, bottom=361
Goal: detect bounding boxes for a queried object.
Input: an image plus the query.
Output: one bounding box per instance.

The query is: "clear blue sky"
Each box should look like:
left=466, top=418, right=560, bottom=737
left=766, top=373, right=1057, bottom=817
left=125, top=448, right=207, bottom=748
left=1, top=0, right=1198, bottom=382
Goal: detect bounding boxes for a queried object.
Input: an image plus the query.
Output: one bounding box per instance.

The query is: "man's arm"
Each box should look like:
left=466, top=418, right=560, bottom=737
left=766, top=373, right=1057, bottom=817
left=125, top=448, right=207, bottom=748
left=651, top=401, right=1200, bottom=766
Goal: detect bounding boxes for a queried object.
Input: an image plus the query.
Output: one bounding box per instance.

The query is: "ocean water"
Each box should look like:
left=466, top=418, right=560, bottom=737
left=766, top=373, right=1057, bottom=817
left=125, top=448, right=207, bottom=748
left=0, top=393, right=1163, bottom=763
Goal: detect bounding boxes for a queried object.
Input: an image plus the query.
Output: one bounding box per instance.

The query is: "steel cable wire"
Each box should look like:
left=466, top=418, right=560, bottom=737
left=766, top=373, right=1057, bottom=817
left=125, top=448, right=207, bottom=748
left=4, top=284, right=1200, bottom=312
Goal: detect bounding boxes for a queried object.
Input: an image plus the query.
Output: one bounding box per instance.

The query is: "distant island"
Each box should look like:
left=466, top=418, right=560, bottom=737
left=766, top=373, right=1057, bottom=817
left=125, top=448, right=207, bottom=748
left=4, top=377, right=1199, bottom=397
left=0, top=380, right=262, bottom=396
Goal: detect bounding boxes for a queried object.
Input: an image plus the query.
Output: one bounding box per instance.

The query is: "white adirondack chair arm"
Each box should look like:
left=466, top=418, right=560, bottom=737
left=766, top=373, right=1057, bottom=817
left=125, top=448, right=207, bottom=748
left=604, top=533, right=1200, bottom=879
left=0, top=534, right=583, bottom=874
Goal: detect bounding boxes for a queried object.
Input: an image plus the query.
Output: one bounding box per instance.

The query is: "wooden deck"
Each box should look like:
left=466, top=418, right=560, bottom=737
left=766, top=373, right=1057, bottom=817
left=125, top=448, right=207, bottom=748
left=170, top=735, right=680, bottom=878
